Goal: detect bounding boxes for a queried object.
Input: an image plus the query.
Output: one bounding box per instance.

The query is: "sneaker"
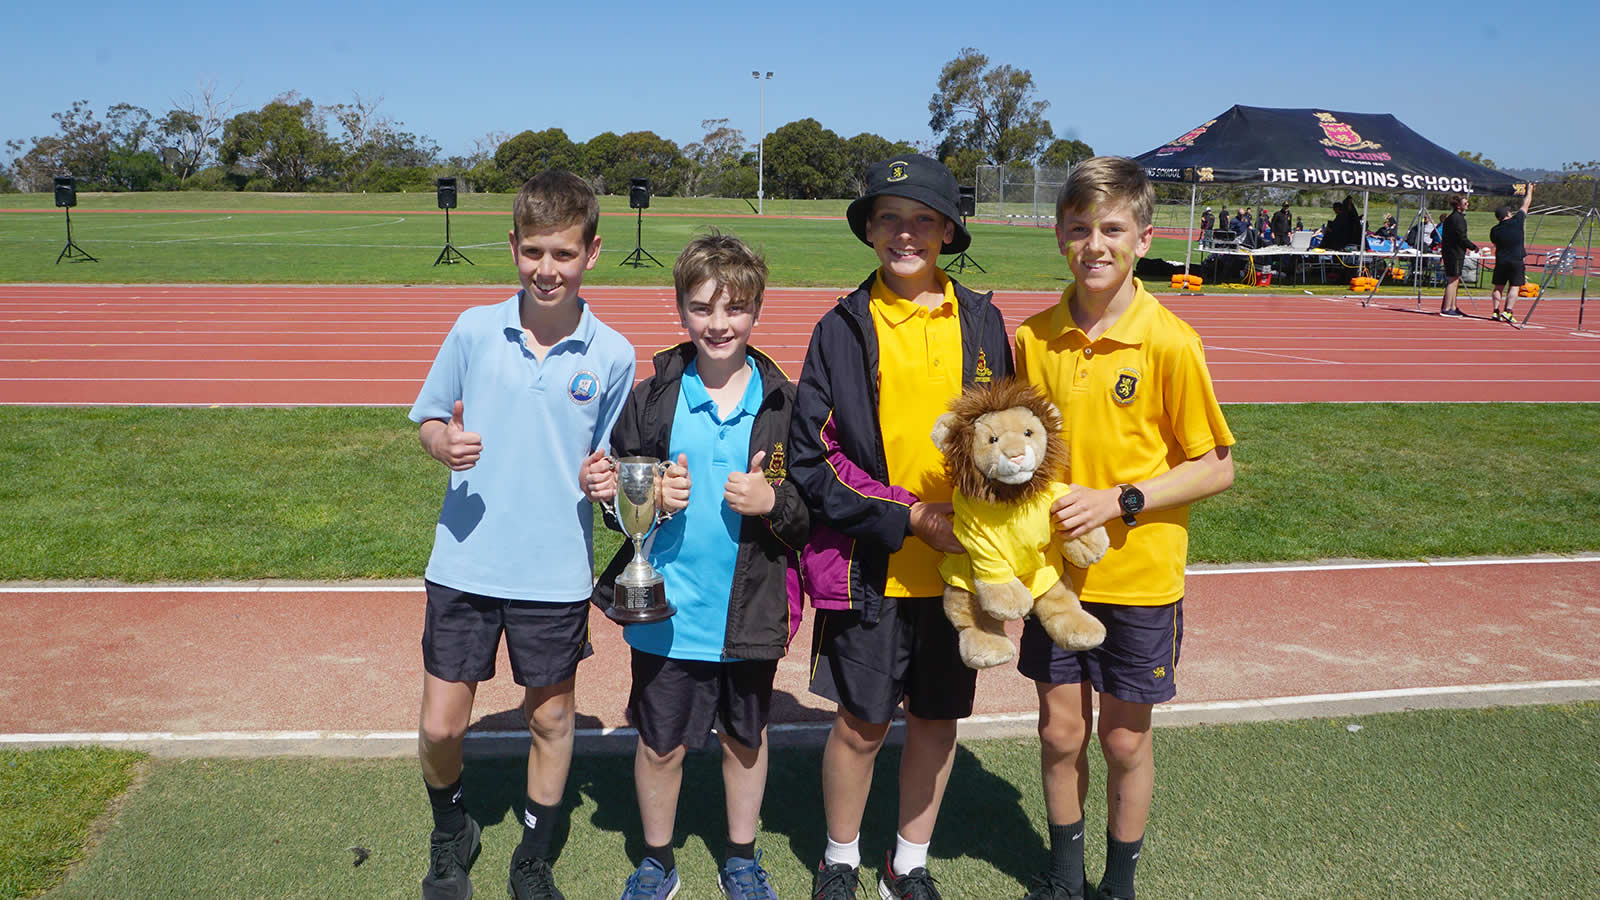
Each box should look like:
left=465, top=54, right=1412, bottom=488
left=621, top=856, right=679, bottom=900
left=877, top=851, right=940, bottom=900
left=1503, top=310, right=1518, bottom=325
left=1019, top=870, right=1083, bottom=900
left=421, top=816, right=480, bottom=900
left=508, top=844, right=565, bottom=900
left=1440, top=308, right=1466, bottom=317
left=720, top=851, right=777, bottom=899
left=812, top=859, right=860, bottom=899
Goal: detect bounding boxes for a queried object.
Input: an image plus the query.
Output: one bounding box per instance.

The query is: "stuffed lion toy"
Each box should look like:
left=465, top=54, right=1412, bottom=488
left=932, top=379, right=1110, bottom=669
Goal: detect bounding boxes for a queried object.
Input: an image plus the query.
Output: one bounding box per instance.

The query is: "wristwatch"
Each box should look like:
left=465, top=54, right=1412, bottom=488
left=1117, top=484, right=1145, bottom=526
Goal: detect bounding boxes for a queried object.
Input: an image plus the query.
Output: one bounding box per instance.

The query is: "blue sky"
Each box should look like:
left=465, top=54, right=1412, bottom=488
left=7, top=0, right=1596, bottom=172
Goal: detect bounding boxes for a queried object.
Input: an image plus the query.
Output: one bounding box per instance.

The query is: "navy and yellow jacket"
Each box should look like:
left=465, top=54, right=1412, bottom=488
left=592, top=342, right=808, bottom=661
left=788, top=272, right=1015, bottom=623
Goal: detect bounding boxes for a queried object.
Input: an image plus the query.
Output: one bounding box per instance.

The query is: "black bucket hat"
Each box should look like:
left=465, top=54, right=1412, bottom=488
left=845, top=154, right=971, bottom=255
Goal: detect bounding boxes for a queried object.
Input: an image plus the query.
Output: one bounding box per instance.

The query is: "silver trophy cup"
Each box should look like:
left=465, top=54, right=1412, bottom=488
left=604, top=456, right=676, bottom=623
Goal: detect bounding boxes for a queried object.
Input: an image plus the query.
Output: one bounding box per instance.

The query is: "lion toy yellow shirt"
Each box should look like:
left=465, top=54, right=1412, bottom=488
left=939, top=481, right=1072, bottom=596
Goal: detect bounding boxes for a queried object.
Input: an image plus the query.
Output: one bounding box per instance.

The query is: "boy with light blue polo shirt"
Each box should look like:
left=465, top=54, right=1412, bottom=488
left=410, top=170, right=635, bottom=900
left=591, top=231, right=807, bottom=900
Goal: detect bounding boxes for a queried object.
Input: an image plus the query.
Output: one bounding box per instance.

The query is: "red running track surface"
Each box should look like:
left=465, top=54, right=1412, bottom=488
left=2, top=284, right=1597, bottom=405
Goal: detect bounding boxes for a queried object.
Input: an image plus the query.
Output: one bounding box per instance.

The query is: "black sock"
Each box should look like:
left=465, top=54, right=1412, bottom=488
left=647, top=842, right=676, bottom=872
left=1100, top=832, right=1144, bottom=899
left=1047, top=819, right=1085, bottom=892
left=425, top=777, right=467, bottom=836
left=726, top=839, right=756, bottom=863
left=518, top=797, right=560, bottom=860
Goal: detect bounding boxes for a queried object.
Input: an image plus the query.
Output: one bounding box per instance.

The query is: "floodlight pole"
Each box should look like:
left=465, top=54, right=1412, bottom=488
left=753, top=70, right=771, bottom=215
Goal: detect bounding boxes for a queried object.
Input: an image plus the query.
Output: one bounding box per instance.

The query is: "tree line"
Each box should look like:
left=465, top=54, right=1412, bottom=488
left=3, top=51, right=1108, bottom=199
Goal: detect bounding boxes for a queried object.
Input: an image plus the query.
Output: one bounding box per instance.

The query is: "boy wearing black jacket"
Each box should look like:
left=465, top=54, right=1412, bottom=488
left=789, top=155, right=1014, bottom=900
left=589, top=232, right=807, bottom=900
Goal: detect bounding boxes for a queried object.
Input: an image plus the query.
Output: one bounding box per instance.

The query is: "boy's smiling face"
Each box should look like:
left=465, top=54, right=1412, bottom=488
left=1055, top=199, right=1154, bottom=295
left=679, top=279, right=758, bottom=367
left=864, top=195, right=954, bottom=287
left=509, top=222, right=601, bottom=313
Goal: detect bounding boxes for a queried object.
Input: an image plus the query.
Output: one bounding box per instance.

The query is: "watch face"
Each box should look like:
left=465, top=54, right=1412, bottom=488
left=1121, top=486, right=1145, bottom=514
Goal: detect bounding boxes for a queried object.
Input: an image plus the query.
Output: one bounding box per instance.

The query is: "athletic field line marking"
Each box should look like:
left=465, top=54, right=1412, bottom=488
left=4, top=555, right=1596, bottom=595
left=1206, top=345, right=1343, bottom=364
left=7, top=679, right=1598, bottom=747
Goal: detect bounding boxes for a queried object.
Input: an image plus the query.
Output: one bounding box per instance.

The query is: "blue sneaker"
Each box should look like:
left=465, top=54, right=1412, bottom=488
left=621, top=856, right=680, bottom=900
left=720, top=850, right=778, bottom=899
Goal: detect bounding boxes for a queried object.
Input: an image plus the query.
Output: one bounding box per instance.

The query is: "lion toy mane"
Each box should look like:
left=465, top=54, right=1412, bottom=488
left=931, top=379, right=1109, bottom=669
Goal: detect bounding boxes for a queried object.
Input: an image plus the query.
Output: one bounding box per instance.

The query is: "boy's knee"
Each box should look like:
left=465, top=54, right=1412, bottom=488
left=418, top=710, right=470, bottom=749
left=639, top=741, right=687, bottom=770
left=833, top=711, right=890, bottom=754
left=524, top=690, right=576, bottom=739
left=1098, top=727, right=1153, bottom=770
left=1038, top=715, right=1089, bottom=758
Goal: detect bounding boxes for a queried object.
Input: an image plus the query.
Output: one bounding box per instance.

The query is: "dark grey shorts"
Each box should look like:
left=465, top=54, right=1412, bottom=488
left=809, top=596, right=977, bottom=724
left=421, top=580, right=593, bottom=687
left=1018, top=599, right=1183, bottom=704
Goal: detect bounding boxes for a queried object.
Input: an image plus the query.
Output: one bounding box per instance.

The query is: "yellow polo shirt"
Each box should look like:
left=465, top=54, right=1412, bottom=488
left=1013, top=279, right=1234, bottom=606
left=870, top=268, right=963, bottom=597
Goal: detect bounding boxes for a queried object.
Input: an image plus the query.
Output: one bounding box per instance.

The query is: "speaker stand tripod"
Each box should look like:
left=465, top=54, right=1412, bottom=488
left=56, top=208, right=97, bottom=264
left=432, top=207, right=473, bottom=266
left=619, top=207, right=662, bottom=268
left=942, top=214, right=984, bottom=274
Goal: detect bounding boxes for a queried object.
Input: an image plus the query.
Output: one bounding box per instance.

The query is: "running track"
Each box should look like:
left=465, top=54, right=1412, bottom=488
left=4, top=283, right=1600, bottom=753
left=1, top=283, right=1597, bottom=405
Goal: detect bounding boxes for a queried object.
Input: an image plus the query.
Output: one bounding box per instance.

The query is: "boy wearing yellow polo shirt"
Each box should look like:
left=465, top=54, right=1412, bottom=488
left=1013, top=157, right=1235, bottom=900
left=789, top=154, right=1014, bottom=900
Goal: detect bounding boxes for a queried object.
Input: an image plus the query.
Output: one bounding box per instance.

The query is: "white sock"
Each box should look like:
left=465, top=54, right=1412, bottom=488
left=892, top=833, right=929, bottom=876
left=824, top=834, right=860, bottom=868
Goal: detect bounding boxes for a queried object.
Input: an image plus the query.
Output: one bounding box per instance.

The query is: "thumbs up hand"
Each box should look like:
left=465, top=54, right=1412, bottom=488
left=429, top=400, right=483, bottom=471
left=724, top=450, right=775, bottom=516
left=659, top=453, right=692, bottom=515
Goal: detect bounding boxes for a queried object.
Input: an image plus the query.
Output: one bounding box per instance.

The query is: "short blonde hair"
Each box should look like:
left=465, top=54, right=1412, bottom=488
left=1055, top=156, right=1155, bottom=229
left=513, top=170, right=599, bottom=244
left=674, top=230, right=768, bottom=311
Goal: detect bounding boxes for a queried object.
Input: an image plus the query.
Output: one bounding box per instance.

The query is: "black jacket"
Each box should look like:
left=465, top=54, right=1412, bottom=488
left=591, top=342, right=807, bottom=661
left=788, top=272, right=1015, bottom=623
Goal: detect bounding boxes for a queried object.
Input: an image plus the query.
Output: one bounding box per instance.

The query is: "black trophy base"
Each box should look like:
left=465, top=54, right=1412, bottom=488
left=607, top=580, right=674, bottom=624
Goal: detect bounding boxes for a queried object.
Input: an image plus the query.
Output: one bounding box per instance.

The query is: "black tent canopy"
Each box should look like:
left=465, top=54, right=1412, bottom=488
left=1134, top=105, right=1521, bottom=195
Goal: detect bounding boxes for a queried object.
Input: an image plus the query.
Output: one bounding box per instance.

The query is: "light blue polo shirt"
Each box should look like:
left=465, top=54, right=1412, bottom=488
left=625, top=358, right=763, bottom=661
left=410, top=292, right=635, bottom=602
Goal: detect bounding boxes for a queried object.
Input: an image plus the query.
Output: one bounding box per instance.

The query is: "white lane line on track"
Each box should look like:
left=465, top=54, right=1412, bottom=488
left=7, top=679, right=1598, bottom=747
left=4, top=555, right=1596, bottom=594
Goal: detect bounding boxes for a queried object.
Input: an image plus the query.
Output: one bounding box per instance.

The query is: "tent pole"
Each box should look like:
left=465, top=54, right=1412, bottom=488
left=1414, top=191, right=1428, bottom=308
left=1358, top=190, right=1371, bottom=305
left=1184, top=181, right=1196, bottom=282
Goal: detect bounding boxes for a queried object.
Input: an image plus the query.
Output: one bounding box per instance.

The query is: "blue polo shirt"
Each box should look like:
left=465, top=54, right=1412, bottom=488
left=410, top=292, right=635, bottom=602
left=625, top=358, right=763, bottom=661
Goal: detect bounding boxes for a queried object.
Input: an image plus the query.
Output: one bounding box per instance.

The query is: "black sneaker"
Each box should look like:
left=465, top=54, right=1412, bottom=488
left=421, top=816, right=480, bottom=900
left=812, top=859, right=860, bottom=899
left=1020, top=869, right=1084, bottom=900
left=507, top=844, right=564, bottom=900
left=877, top=851, right=940, bottom=900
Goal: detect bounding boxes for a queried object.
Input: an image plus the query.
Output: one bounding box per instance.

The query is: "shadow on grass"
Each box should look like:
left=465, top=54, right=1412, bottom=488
left=563, top=735, right=1046, bottom=884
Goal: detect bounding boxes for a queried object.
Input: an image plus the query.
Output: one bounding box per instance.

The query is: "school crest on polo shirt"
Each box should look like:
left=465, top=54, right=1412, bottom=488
left=568, top=370, right=600, bottom=405
left=1113, top=367, right=1140, bottom=406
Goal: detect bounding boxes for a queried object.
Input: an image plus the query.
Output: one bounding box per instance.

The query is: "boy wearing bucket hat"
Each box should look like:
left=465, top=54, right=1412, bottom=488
left=788, top=154, right=1014, bottom=900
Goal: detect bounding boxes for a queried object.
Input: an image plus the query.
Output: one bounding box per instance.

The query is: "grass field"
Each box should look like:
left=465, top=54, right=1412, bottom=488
left=11, top=703, right=1599, bottom=899
left=5, top=403, right=1599, bottom=582
left=4, top=189, right=1598, bottom=899
left=1, top=192, right=1588, bottom=292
